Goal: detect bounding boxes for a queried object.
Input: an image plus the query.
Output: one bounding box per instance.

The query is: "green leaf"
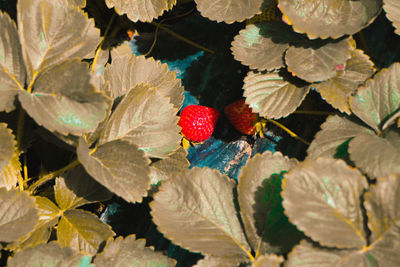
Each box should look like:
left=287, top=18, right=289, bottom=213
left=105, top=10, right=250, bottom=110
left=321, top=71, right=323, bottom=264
left=94, top=235, right=176, bottom=267
left=350, top=62, right=400, bottom=133
left=99, top=84, right=181, bottom=159
left=104, top=54, right=184, bottom=109
left=57, top=209, right=114, bottom=255
left=195, top=0, right=263, bottom=23
left=282, top=158, right=368, bottom=248
left=278, top=0, right=382, bottom=39
left=251, top=254, right=284, bottom=267
left=194, top=255, right=246, bottom=267
left=231, top=22, right=292, bottom=71
left=285, top=38, right=352, bottom=82
left=0, top=12, right=26, bottom=112
left=238, top=151, right=299, bottom=254
left=243, top=70, right=310, bottom=119
left=313, top=49, right=376, bottom=114
left=150, top=147, right=189, bottom=184
left=77, top=138, right=151, bottom=203
left=349, top=130, right=400, bottom=178
left=55, top=167, right=112, bottom=210
left=0, top=123, right=20, bottom=190
left=384, top=0, right=400, bottom=35
left=307, top=115, right=372, bottom=159
left=18, top=59, right=110, bottom=136
left=151, top=167, right=251, bottom=257
left=0, top=188, right=38, bottom=242
left=7, top=242, right=90, bottom=267
left=105, top=0, right=176, bottom=22
left=17, top=0, right=100, bottom=77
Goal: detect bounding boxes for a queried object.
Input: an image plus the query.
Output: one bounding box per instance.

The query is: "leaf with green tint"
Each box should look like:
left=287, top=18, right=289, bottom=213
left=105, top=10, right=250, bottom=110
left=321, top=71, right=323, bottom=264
left=7, top=241, right=90, bottom=267
left=278, top=0, right=382, bottom=39
left=313, top=49, right=376, bottom=114
left=150, top=147, right=189, bottom=184
left=55, top=167, right=112, bottom=210
left=350, top=62, right=400, bottom=133
left=0, top=188, right=38, bottom=242
left=99, top=84, right=181, bottom=159
left=195, top=0, right=263, bottom=23
left=285, top=38, right=352, bottom=82
left=307, top=115, right=372, bottom=159
left=349, top=130, right=400, bottom=178
left=238, top=151, right=299, bottom=254
left=231, top=22, right=292, bottom=71
left=17, top=0, right=100, bottom=77
left=77, top=138, right=151, bottom=203
left=243, top=70, right=310, bottom=119
left=57, top=209, right=114, bottom=255
left=104, top=54, right=184, bottom=109
left=251, top=254, right=284, bottom=267
left=384, top=0, right=400, bottom=35
left=0, top=123, right=19, bottom=190
left=194, top=255, right=246, bottom=267
left=94, top=235, right=176, bottom=267
left=18, top=59, right=110, bottom=136
left=151, top=167, right=251, bottom=257
left=106, top=0, right=176, bottom=22
left=0, top=12, right=26, bottom=112
left=282, top=158, right=368, bottom=248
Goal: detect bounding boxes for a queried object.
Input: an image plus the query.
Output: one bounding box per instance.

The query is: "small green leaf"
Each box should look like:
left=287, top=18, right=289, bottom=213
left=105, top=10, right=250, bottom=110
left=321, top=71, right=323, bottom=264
left=0, top=11, right=26, bottom=112
left=99, top=84, right=181, bottom=159
left=313, top=49, right=376, bottom=114
left=150, top=147, right=189, bottom=184
left=278, top=0, right=382, bottom=39
left=0, top=123, right=20, bottom=190
left=285, top=38, right=352, bottom=82
left=17, top=0, right=100, bottom=76
left=105, top=0, right=176, bottom=22
left=151, top=167, right=251, bottom=257
left=350, top=62, right=400, bottom=133
left=243, top=70, right=310, bottom=119
left=251, top=254, right=284, bottom=267
left=77, top=138, right=151, bottom=203
left=18, top=59, right=110, bottom=136
left=7, top=242, right=89, bottom=267
left=384, top=0, right=400, bottom=35
left=282, top=158, right=368, bottom=248
left=94, top=235, right=176, bottom=267
left=57, top=209, right=114, bottom=255
left=238, top=151, right=299, bottom=254
left=0, top=188, right=38, bottom=242
left=195, top=0, right=263, bottom=23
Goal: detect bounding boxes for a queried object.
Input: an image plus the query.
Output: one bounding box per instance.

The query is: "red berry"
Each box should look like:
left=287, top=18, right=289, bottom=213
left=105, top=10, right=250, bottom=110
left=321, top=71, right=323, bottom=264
left=224, top=99, right=259, bottom=135
left=179, top=105, right=220, bottom=142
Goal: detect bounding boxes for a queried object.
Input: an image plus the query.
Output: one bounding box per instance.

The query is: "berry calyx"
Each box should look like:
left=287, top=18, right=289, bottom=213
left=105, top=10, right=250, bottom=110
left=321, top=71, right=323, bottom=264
left=224, top=98, right=262, bottom=136
left=178, top=105, right=220, bottom=143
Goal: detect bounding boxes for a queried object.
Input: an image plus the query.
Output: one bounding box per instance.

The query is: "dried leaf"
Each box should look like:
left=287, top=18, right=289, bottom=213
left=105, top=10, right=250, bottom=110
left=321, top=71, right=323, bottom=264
left=194, top=255, right=246, bottom=267
left=251, top=254, right=284, bottom=267
left=0, top=123, right=19, bottom=190
left=150, top=147, right=189, bottom=184
left=384, top=0, right=400, bottom=35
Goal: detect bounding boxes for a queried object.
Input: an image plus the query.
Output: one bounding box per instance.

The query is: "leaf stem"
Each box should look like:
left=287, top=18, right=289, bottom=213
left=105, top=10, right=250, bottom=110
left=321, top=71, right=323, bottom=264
left=150, top=21, right=215, bottom=54
left=267, top=119, right=310, bottom=146
left=28, top=159, right=81, bottom=193
left=293, top=110, right=336, bottom=116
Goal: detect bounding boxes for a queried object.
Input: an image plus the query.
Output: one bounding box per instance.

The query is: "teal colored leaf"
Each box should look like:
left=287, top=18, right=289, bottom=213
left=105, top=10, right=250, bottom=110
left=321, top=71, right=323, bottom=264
left=282, top=158, right=368, bottom=248
left=238, top=151, right=299, bottom=254
left=349, top=62, right=400, bottom=133
left=0, top=123, right=20, bottom=190
left=0, top=11, right=26, bottom=112
left=94, top=235, right=176, bottom=267
left=0, top=188, right=38, bottom=242
left=57, top=209, right=115, bottom=255
left=18, top=59, right=110, bottom=136
left=151, top=167, right=251, bottom=257
left=17, top=0, right=100, bottom=77
left=99, top=84, right=181, bottom=159
left=77, top=138, right=151, bottom=203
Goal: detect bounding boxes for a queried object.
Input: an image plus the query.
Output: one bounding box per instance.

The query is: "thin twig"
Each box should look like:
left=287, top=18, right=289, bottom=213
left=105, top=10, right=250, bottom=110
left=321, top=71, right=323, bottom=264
left=267, top=119, right=310, bottom=146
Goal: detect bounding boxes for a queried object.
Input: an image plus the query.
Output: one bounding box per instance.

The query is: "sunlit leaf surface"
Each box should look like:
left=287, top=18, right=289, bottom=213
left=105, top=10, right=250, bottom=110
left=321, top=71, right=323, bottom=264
left=243, top=71, right=310, bottom=118
left=195, top=0, right=263, bottom=23
left=150, top=147, right=189, bottom=184
left=151, top=167, right=250, bottom=257
left=251, top=254, right=284, bottom=267
left=0, top=123, right=19, bottom=190
left=384, top=0, right=400, bottom=35
left=194, top=255, right=247, bottom=267
left=282, top=158, right=368, bottom=248
left=94, top=235, right=176, bottom=267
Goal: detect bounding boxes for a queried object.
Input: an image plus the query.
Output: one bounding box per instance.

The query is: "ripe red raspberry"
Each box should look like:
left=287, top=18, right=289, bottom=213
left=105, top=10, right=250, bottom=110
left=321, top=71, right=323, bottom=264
left=179, top=105, right=220, bottom=142
left=224, top=98, right=259, bottom=135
